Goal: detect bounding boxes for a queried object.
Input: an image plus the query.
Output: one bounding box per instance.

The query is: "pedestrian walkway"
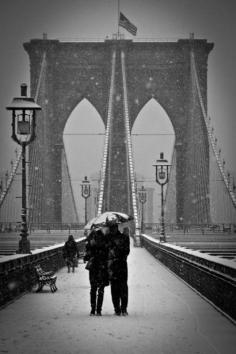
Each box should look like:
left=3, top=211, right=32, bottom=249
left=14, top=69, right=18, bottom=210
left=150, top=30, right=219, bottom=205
left=0, top=241, right=235, bottom=354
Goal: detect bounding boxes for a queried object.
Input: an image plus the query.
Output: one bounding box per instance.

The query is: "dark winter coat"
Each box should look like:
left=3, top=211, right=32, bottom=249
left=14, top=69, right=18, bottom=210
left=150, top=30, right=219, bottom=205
left=107, top=229, right=130, bottom=281
left=63, top=239, right=79, bottom=265
left=84, top=229, right=109, bottom=287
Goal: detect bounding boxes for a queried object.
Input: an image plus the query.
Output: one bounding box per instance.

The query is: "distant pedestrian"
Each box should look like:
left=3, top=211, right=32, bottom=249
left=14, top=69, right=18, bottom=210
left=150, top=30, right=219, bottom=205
left=63, top=235, right=79, bottom=273
left=107, top=222, right=130, bottom=316
left=84, top=227, right=109, bottom=316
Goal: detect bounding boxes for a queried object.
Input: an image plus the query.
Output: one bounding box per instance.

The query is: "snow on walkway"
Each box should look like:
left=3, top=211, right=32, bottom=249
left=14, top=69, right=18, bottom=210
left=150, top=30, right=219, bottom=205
left=0, top=240, right=236, bottom=354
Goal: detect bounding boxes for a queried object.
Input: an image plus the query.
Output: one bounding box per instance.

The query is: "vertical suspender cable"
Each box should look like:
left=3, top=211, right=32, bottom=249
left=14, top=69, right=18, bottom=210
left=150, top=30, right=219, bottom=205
left=121, top=50, right=139, bottom=230
left=97, top=50, right=116, bottom=216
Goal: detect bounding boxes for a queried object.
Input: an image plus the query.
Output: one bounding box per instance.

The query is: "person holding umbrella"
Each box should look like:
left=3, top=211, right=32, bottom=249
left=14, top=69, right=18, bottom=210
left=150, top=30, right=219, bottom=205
left=106, top=218, right=130, bottom=316
left=84, top=226, right=109, bottom=316
left=84, top=212, right=132, bottom=316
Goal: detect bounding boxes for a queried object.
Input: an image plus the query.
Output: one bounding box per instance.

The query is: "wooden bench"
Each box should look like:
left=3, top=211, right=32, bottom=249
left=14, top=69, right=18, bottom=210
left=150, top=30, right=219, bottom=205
left=35, top=264, right=57, bottom=293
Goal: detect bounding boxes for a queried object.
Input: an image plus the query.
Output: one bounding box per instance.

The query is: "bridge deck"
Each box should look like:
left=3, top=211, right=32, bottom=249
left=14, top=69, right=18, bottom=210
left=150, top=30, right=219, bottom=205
left=0, top=241, right=235, bottom=354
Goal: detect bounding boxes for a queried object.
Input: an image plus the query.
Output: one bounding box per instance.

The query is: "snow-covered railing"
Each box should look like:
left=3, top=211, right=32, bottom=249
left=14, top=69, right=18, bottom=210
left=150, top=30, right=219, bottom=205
left=97, top=50, right=116, bottom=216
left=142, top=233, right=236, bottom=320
left=121, top=50, right=139, bottom=231
left=0, top=237, right=86, bottom=306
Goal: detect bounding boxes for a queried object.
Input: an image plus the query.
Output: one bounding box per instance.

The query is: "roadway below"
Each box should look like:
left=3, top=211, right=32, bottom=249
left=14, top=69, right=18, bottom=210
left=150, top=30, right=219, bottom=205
left=0, top=230, right=85, bottom=255
left=147, top=231, right=236, bottom=262
left=0, top=240, right=235, bottom=354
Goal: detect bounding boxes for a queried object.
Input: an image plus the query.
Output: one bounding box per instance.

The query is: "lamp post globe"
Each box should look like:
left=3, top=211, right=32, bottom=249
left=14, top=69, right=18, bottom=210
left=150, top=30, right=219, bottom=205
left=81, top=176, right=91, bottom=225
left=6, top=84, right=41, bottom=253
left=153, top=152, right=171, bottom=242
left=138, top=185, right=147, bottom=233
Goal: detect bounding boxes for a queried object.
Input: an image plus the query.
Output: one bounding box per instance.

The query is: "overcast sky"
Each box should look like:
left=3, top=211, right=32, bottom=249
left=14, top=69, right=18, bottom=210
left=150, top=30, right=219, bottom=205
left=0, top=0, right=235, bottom=220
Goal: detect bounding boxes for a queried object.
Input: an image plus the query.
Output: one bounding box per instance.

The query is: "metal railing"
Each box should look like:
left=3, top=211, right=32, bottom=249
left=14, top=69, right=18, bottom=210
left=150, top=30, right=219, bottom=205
left=143, top=223, right=236, bottom=235
left=0, top=222, right=84, bottom=233
left=54, top=36, right=198, bottom=43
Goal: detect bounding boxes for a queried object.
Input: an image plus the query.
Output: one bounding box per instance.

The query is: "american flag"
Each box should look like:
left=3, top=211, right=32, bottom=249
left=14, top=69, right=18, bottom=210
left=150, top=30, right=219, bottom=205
left=119, top=12, right=137, bottom=36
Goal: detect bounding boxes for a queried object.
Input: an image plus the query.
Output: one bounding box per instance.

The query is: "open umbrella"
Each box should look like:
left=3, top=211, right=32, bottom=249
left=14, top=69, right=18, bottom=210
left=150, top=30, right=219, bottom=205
left=92, top=211, right=133, bottom=227
left=84, top=217, right=97, bottom=231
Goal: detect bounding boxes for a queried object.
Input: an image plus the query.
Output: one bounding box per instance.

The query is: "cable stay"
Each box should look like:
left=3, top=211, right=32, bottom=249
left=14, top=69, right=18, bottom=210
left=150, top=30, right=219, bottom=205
left=191, top=50, right=236, bottom=223
left=0, top=52, right=47, bottom=223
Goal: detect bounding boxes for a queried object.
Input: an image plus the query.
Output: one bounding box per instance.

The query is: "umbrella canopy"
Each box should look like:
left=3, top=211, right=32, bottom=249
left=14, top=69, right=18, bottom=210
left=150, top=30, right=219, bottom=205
left=84, top=217, right=97, bottom=230
left=92, top=211, right=133, bottom=227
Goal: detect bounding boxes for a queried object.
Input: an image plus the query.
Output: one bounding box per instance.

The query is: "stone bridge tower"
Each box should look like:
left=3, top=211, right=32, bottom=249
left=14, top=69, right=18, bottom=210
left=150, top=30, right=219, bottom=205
left=24, top=38, right=213, bottom=224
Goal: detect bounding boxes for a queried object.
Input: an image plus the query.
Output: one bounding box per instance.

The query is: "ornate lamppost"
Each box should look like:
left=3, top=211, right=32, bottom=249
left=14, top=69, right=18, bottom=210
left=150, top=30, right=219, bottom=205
left=6, top=83, right=41, bottom=253
left=81, top=176, right=91, bottom=225
left=153, top=153, right=171, bottom=242
left=138, top=186, right=147, bottom=234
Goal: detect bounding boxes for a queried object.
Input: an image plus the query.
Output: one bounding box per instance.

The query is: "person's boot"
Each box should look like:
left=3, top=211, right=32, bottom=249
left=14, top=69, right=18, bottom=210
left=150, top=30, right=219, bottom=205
left=90, top=288, right=96, bottom=316
left=72, top=267, right=75, bottom=273
left=90, top=307, right=96, bottom=316
left=67, top=266, right=70, bottom=273
left=96, top=287, right=104, bottom=316
left=121, top=309, right=128, bottom=316
left=114, top=308, right=121, bottom=316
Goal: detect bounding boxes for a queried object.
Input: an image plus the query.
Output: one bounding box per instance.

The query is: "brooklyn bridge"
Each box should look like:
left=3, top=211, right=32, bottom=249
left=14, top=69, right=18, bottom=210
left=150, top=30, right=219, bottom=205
left=0, top=34, right=236, bottom=353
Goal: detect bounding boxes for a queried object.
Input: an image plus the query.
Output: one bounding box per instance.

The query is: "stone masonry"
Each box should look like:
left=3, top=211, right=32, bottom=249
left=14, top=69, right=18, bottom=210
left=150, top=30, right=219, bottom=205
left=24, top=38, right=213, bottom=224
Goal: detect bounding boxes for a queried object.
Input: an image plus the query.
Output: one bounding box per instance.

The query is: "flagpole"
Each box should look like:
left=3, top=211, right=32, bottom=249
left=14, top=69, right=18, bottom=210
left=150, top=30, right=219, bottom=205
left=117, top=0, right=120, bottom=39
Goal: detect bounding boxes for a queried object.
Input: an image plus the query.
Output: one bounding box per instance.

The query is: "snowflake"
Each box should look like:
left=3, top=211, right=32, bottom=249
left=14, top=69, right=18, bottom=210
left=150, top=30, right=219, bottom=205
left=8, top=281, right=17, bottom=291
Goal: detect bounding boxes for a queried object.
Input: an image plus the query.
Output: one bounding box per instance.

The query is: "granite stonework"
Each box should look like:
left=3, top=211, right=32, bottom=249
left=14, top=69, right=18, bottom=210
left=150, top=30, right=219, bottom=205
left=24, top=39, right=213, bottom=224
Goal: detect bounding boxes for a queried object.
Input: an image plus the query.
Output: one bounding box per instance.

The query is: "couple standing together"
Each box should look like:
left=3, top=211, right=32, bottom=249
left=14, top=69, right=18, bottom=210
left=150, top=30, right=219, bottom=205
left=84, top=220, right=130, bottom=317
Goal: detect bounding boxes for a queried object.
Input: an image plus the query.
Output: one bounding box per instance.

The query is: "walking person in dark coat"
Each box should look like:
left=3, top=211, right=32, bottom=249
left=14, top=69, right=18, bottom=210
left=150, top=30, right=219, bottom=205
left=107, top=222, right=130, bottom=316
left=84, top=227, right=109, bottom=316
left=63, top=235, right=79, bottom=273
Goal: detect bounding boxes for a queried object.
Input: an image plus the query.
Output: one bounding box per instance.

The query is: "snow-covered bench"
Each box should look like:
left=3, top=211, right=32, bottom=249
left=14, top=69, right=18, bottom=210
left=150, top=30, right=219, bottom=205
left=35, top=264, right=57, bottom=293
